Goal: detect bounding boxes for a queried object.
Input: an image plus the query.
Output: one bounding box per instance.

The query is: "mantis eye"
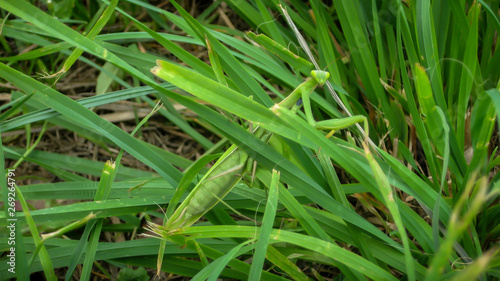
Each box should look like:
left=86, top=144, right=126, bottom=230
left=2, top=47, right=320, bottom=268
left=311, top=70, right=330, bottom=84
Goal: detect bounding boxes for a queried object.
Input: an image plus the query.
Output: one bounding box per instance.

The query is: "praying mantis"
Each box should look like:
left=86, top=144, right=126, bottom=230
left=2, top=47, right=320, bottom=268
left=150, top=59, right=367, bottom=274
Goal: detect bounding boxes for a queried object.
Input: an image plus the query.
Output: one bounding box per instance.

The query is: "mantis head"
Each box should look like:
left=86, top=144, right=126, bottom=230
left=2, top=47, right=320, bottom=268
left=311, top=70, right=330, bottom=85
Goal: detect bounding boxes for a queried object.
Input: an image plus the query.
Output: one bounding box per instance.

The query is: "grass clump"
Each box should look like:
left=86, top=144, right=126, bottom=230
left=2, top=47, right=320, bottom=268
left=0, top=0, right=499, bottom=280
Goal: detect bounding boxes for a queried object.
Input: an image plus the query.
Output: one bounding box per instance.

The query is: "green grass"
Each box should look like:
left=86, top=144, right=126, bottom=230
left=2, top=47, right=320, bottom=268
left=0, top=0, right=499, bottom=280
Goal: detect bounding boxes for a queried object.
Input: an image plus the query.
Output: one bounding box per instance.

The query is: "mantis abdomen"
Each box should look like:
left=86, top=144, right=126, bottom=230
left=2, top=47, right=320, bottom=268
left=165, top=147, right=249, bottom=231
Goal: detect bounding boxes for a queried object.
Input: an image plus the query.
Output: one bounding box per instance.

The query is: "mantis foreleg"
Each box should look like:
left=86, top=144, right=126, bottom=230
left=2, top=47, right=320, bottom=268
left=276, top=70, right=369, bottom=139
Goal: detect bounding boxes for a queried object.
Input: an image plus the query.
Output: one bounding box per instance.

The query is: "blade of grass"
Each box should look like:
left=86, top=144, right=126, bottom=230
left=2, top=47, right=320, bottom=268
left=190, top=242, right=253, bottom=281
left=64, top=219, right=97, bottom=281
left=255, top=0, right=285, bottom=46
left=415, top=0, right=446, bottom=111
left=155, top=235, right=288, bottom=280
left=0, top=91, right=35, bottom=120
left=256, top=168, right=378, bottom=280
left=49, top=0, right=118, bottom=79
left=3, top=146, right=153, bottom=180
left=172, top=225, right=399, bottom=281
left=248, top=170, right=279, bottom=281
left=457, top=3, right=480, bottom=151
left=265, top=245, right=312, bottom=281
left=318, top=151, right=379, bottom=267
left=15, top=185, right=57, bottom=280
left=208, top=242, right=255, bottom=281
left=363, top=142, right=415, bottom=281
left=80, top=160, right=116, bottom=281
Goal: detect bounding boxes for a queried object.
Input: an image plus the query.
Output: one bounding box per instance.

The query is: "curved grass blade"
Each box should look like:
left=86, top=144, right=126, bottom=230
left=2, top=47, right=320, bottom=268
left=171, top=225, right=399, bottom=281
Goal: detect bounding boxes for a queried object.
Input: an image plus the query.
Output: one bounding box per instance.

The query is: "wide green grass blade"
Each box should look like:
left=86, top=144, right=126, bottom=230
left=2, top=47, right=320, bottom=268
left=154, top=235, right=288, bottom=280
left=16, top=177, right=173, bottom=200
left=370, top=0, right=387, bottom=81
left=4, top=147, right=154, bottom=180
left=0, top=195, right=174, bottom=224
left=414, top=64, right=452, bottom=184
left=172, top=226, right=399, bottom=281
left=0, top=238, right=248, bottom=278
left=272, top=173, right=366, bottom=280
left=0, top=83, right=170, bottom=132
